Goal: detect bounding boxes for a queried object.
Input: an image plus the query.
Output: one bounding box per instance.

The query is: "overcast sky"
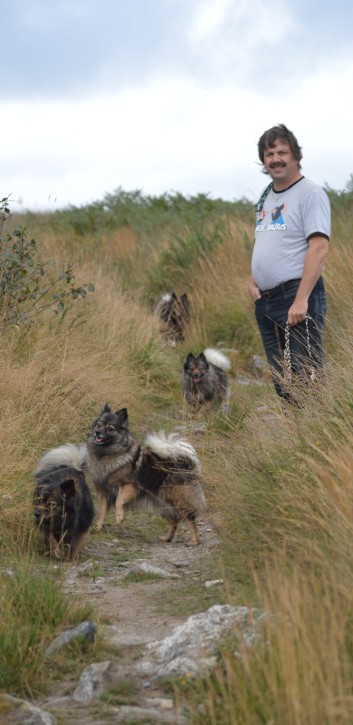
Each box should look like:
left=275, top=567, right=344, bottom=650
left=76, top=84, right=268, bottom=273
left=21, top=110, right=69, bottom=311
left=1, top=0, right=353, bottom=211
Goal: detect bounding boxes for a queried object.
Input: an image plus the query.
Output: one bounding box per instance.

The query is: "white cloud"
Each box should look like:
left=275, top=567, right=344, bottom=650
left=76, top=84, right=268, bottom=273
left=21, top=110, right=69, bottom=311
left=186, top=0, right=294, bottom=80
left=187, top=0, right=233, bottom=43
left=2, top=57, right=353, bottom=212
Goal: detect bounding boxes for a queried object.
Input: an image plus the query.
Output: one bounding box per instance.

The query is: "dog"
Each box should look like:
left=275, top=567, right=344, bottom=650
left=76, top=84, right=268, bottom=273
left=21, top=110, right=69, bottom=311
left=86, top=404, right=207, bottom=545
left=182, top=347, right=231, bottom=415
left=152, top=291, right=190, bottom=343
left=33, top=443, right=94, bottom=560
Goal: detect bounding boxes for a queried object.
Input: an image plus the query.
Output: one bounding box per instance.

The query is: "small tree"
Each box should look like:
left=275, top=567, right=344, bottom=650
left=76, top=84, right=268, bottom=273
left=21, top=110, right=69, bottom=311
left=0, top=197, right=94, bottom=326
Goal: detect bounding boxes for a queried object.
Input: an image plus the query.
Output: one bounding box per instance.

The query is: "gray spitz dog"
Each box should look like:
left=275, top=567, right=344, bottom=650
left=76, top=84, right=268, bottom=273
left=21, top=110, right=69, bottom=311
left=86, top=404, right=207, bottom=546
left=152, top=291, right=190, bottom=343
left=182, top=347, right=231, bottom=414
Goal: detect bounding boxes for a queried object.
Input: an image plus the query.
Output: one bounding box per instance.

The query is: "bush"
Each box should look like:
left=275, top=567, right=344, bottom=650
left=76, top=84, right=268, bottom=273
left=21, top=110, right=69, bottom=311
left=0, top=196, right=94, bottom=326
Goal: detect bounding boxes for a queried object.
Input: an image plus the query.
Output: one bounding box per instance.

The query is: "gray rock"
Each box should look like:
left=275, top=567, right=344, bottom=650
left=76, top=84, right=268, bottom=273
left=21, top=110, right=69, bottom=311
left=236, top=374, right=264, bottom=386
left=76, top=559, right=100, bottom=573
left=2, top=695, right=56, bottom=724
left=144, top=697, right=174, bottom=710
left=134, top=604, right=264, bottom=678
left=73, top=660, right=113, bottom=704
left=131, top=562, right=180, bottom=578
left=44, top=621, right=95, bottom=656
left=0, top=568, right=15, bottom=577
left=252, top=354, right=267, bottom=370
left=110, top=704, right=185, bottom=723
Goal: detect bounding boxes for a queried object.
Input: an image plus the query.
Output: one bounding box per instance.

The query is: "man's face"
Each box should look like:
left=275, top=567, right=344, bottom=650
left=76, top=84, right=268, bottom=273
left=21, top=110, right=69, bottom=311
left=263, top=139, right=300, bottom=188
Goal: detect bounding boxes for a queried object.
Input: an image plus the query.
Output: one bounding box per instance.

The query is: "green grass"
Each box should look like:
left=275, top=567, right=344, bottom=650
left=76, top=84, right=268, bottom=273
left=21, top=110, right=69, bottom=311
left=152, top=581, right=226, bottom=618
left=90, top=513, right=169, bottom=545
left=0, top=563, right=94, bottom=696
left=99, top=681, right=139, bottom=707
left=120, top=571, right=168, bottom=585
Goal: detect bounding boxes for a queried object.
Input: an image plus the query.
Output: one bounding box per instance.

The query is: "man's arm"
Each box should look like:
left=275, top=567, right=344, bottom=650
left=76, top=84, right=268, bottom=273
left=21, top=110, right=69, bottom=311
left=287, top=236, right=329, bottom=326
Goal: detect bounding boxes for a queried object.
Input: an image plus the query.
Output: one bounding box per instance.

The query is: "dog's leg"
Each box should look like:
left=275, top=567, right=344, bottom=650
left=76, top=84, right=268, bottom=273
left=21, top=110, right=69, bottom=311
left=186, top=513, right=199, bottom=546
left=200, top=400, right=213, bottom=417
left=160, top=520, right=178, bottom=543
left=71, top=531, right=89, bottom=561
left=115, top=483, right=137, bottom=525
left=220, top=381, right=231, bottom=414
left=46, top=532, right=61, bottom=559
left=95, top=492, right=108, bottom=531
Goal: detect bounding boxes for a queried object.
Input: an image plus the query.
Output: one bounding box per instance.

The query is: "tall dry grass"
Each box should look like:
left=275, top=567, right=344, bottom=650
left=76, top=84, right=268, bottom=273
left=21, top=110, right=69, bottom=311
left=180, top=312, right=353, bottom=723
left=175, top=333, right=353, bottom=723
left=0, top=259, right=181, bottom=555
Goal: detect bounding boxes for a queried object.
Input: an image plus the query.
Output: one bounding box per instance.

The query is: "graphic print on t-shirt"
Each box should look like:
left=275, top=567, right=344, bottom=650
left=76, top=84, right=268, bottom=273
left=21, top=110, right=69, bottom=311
left=256, top=200, right=287, bottom=231
left=271, top=202, right=287, bottom=224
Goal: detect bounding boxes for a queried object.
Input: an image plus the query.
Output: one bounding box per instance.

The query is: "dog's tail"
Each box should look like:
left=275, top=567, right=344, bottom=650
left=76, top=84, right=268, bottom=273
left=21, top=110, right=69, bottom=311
left=203, top=347, right=231, bottom=372
left=34, top=443, right=88, bottom=476
left=144, top=432, right=202, bottom=474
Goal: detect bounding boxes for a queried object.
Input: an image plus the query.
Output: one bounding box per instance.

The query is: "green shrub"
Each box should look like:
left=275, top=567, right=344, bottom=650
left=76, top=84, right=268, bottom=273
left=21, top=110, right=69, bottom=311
left=50, top=188, right=253, bottom=238
left=0, top=196, right=94, bottom=326
left=146, top=220, right=227, bottom=299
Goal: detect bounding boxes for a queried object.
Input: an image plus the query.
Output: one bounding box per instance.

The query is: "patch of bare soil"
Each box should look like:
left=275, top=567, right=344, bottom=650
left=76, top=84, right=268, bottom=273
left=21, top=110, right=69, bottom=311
left=34, top=515, right=223, bottom=724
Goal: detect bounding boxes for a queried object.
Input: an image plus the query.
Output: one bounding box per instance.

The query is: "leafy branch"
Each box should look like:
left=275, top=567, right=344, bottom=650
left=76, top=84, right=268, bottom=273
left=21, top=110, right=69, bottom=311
left=0, top=197, right=94, bottom=326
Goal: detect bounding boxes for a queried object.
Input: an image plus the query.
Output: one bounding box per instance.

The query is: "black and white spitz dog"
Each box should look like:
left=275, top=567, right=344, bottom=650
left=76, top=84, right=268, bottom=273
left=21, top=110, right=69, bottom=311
left=33, top=443, right=94, bottom=560
left=182, top=348, right=231, bottom=415
left=152, top=291, right=190, bottom=343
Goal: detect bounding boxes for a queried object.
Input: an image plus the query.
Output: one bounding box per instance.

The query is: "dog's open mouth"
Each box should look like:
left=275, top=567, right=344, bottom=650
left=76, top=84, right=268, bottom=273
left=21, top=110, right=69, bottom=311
left=192, top=374, right=202, bottom=383
left=94, top=434, right=108, bottom=445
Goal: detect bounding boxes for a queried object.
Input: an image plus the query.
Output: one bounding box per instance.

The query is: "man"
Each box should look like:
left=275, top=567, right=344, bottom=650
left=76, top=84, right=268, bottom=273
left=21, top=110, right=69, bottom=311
left=248, top=124, right=330, bottom=400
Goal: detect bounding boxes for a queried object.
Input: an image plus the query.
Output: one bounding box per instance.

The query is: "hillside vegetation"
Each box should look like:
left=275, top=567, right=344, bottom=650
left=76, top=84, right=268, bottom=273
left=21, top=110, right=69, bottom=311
left=1, top=182, right=353, bottom=723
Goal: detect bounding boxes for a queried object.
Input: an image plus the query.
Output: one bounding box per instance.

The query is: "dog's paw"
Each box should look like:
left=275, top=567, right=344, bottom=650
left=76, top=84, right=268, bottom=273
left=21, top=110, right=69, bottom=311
left=93, top=523, right=104, bottom=533
left=50, top=547, right=62, bottom=559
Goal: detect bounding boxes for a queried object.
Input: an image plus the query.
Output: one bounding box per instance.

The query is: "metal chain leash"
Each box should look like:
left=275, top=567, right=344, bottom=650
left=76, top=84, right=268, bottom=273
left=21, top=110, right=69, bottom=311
left=283, top=314, right=316, bottom=385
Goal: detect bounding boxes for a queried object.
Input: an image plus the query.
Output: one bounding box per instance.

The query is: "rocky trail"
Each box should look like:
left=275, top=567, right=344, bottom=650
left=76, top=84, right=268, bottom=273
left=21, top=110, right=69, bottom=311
left=6, top=515, right=227, bottom=724
left=5, top=378, right=273, bottom=724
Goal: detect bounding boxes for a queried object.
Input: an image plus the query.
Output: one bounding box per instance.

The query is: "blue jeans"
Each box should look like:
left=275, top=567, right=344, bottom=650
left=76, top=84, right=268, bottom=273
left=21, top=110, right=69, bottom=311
left=255, top=277, right=327, bottom=400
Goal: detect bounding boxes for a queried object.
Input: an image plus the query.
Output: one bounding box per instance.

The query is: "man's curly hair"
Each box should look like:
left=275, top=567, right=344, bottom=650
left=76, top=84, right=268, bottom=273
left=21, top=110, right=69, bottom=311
left=258, top=124, right=303, bottom=173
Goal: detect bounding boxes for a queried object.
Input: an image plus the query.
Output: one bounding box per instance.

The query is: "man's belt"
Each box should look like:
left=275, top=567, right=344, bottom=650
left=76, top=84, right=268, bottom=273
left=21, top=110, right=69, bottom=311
left=259, top=279, right=301, bottom=299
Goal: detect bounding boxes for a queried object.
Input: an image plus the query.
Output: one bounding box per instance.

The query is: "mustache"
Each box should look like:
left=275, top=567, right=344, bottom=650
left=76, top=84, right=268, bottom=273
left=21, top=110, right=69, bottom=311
left=269, top=162, right=286, bottom=169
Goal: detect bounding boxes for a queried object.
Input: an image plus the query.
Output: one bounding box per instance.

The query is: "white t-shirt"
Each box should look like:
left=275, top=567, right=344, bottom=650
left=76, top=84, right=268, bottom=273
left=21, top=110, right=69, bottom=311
left=251, top=177, right=331, bottom=291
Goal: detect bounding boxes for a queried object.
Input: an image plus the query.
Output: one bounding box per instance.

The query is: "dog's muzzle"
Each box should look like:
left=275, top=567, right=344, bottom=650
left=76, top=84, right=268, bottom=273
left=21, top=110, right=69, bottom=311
left=94, top=433, right=109, bottom=445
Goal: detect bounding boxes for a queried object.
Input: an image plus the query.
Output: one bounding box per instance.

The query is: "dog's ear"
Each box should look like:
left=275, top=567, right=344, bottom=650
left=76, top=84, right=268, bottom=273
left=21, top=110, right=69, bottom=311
left=184, top=353, right=194, bottom=371
left=180, top=293, right=189, bottom=307
left=199, top=352, right=209, bottom=365
left=61, top=479, right=76, bottom=498
left=102, top=403, right=111, bottom=414
left=114, top=407, right=129, bottom=428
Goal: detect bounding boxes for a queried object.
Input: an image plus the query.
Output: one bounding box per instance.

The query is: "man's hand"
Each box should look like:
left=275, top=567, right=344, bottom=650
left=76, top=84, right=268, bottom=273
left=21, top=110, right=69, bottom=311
left=248, top=277, right=262, bottom=301
left=287, top=236, right=328, bottom=325
left=287, top=298, right=308, bottom=326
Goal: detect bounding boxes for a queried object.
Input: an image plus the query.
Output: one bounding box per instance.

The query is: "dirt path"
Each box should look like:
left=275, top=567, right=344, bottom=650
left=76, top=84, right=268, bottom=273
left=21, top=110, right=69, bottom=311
left=34, top=515, right=222, bottom=724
